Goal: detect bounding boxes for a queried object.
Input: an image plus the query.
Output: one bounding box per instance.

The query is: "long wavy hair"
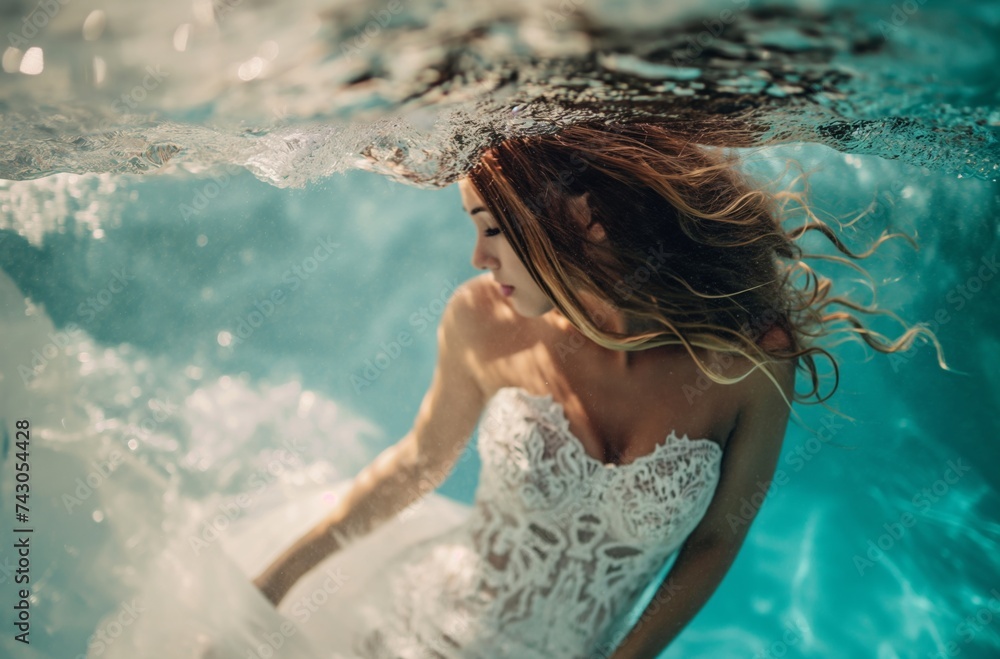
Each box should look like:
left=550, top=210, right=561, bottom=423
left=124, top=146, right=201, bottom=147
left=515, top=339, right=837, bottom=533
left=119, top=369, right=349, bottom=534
left=465, top=121, right=947, bottom=424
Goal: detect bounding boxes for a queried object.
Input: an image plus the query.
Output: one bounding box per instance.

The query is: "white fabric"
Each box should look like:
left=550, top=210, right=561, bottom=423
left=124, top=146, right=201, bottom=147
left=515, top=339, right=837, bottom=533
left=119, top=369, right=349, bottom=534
left=285, top=385, right=724, bottom=658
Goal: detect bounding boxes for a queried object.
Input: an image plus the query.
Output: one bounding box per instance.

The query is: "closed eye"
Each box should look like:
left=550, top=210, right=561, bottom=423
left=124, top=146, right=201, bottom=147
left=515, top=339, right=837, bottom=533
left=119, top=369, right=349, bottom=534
left=484, top=227, right=502, bottom=237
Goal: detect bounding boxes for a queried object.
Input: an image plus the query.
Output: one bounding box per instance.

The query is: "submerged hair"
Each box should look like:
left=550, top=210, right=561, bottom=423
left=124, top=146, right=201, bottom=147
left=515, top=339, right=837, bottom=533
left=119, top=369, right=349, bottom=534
left=465, top=120, right=948, bottom=426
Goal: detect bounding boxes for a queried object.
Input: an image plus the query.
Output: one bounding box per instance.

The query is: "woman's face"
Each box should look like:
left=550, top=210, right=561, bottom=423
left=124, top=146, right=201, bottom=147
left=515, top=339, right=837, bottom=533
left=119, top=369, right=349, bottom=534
left=458, top=178, right=555, bottom=318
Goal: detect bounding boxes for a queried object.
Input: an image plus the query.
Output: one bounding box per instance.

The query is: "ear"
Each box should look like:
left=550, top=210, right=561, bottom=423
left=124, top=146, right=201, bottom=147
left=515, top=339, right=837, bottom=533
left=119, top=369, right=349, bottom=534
left=569, top=192, right=605, bottom=243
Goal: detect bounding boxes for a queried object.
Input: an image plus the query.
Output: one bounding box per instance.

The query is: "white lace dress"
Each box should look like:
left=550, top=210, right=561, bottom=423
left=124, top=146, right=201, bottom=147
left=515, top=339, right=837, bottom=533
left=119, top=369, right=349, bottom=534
left=284, top=386, right=724, bottom=658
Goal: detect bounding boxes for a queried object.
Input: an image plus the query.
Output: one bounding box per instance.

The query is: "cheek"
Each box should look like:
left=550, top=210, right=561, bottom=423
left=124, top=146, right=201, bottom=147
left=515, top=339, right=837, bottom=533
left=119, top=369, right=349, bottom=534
left=502, top=243, right=529, bottom=274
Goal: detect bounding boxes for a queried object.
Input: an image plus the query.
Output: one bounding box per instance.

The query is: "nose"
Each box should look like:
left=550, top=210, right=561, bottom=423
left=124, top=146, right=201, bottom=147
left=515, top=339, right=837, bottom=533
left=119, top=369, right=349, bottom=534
left=471, top=235, right=498, bottom=272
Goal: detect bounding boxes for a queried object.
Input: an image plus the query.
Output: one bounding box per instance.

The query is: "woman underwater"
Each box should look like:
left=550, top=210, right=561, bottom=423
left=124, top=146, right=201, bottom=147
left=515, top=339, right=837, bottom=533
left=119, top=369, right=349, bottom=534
left=252, top=122, right=933, bottom=658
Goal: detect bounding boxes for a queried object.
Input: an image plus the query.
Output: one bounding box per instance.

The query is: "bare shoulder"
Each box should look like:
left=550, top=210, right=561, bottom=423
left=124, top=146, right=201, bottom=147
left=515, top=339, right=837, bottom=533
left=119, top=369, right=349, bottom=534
left=724, top=324, right=797, bottom=429
left=758, top=325, right=797, bottom=400
left=682, top=326, right=798, bottom=547
left=443, top=273, right=523, bottom=352
left=758, top=324, right=795, bottom=353
left=451, top=273, right=505, bottom=316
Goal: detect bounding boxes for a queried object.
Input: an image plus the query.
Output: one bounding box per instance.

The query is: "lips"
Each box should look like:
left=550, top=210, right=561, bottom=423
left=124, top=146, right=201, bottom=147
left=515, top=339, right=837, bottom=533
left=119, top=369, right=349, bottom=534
left=499, top=283, right=514, bottom=296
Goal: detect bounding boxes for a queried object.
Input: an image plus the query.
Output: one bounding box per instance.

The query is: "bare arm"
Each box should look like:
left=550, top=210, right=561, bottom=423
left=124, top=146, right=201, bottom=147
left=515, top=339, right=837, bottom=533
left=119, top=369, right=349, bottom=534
left=609, top=355, right=796, bottom=659
left=253, top=279, right=487, bottom=605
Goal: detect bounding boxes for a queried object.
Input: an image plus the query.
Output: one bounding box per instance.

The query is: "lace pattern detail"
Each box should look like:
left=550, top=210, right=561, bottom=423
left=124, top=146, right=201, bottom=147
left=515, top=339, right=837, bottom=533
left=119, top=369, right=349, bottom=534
left=355, top=386, right=724, bottom=658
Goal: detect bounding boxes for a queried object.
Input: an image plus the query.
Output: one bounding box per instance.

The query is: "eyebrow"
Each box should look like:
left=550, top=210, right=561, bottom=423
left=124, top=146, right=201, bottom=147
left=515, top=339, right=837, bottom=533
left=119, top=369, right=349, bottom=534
left=464, top=205, right=488, bottom=216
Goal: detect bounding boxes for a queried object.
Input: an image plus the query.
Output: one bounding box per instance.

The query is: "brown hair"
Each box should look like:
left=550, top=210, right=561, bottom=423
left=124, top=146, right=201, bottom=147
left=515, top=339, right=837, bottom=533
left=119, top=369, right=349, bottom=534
left=465, top=121, right=947, bottom=422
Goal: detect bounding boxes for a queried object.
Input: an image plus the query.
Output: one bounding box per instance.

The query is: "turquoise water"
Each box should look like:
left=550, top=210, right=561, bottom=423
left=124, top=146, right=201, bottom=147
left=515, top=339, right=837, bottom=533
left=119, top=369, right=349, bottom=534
left=0, top=0, right=998, bottom=657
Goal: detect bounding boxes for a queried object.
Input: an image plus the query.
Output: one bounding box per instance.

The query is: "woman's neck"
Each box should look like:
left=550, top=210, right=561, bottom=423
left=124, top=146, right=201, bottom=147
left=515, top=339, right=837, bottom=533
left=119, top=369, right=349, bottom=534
left=549, top=291, right=664, bottom=371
